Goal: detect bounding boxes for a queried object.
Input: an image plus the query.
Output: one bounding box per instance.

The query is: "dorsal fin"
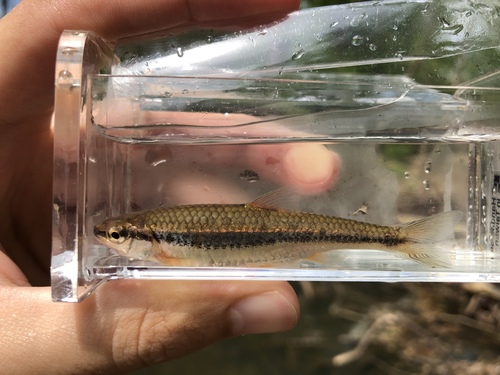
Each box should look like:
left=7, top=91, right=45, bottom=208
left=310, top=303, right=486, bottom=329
left=247, top=187, right=303, bottom=211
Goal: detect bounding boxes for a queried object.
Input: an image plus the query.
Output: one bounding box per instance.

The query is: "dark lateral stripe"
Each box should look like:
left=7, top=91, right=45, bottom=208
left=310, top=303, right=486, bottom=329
left=152, top=230, right=405, bottom=249
left=130, top=227, right=154, bottom=242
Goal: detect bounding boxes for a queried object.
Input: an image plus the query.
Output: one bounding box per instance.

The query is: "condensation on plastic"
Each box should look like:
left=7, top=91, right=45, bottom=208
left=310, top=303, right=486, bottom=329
left=113, top=0, right=500, bottom=78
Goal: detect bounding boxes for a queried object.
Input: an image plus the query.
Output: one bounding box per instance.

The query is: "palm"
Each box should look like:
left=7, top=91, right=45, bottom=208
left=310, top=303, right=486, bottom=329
left=0, top=114, right=53, bottom=284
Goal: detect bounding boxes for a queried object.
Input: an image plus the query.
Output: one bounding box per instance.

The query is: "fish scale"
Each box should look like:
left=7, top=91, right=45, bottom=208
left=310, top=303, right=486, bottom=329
left=135, top=205, right=405, bottom=250
left=94, top=191, right=462, bottom=268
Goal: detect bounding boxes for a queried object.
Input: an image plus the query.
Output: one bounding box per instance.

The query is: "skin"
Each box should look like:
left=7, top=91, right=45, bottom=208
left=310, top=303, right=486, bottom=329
left=0, top=0, right=342, bottom=373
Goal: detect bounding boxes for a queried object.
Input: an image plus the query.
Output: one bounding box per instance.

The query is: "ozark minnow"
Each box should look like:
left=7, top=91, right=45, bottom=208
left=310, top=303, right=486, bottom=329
left=94, top=190, right=462, bottom=268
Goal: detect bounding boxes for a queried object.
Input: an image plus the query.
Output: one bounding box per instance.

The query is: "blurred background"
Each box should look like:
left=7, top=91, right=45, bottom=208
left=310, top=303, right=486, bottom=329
left=127, top=0, right=500, bottom=374
left=134, top=282, right=500, bottom=374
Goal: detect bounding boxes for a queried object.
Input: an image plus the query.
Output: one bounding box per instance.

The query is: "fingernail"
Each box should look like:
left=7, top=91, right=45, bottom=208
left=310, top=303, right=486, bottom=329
left=229, top=291, right=299, bottom=335
left=284, top=144, right=339, bottom=186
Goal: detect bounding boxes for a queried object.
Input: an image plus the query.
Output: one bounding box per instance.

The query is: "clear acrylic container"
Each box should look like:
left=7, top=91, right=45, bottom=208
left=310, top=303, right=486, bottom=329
left=52, top=0, right=500, bottom=301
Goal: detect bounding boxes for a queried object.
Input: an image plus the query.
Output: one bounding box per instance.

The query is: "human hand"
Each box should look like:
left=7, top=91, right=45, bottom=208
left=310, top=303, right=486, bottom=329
left=0, top=0, right=342, bottom=373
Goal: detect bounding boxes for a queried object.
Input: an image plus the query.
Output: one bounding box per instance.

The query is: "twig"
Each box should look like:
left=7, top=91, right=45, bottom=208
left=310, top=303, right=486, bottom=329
left=437, top=312, right=499, bottom=335
left=328, top=304, right=366, bottom=322
left=332, top=312, right=402, bottom=367
left=463, top=283, right=500, bottom=301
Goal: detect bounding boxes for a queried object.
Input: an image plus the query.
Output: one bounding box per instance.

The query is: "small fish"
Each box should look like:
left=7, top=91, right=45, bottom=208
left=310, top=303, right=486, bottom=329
left=94, top=190, right=462, bottom=268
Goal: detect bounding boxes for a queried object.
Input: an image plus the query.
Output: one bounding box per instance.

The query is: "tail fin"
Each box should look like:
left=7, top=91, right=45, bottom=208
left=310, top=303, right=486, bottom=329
left=396, top=210, right=463, bottom=268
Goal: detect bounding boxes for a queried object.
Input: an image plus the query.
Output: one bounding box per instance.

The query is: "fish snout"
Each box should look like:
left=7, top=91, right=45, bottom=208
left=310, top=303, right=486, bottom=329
left=94, top=223, right=108, bottom=239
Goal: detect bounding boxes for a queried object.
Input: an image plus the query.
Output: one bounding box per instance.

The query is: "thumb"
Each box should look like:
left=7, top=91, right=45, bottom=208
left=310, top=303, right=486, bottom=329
left=0, top=277, right=298, bottom=374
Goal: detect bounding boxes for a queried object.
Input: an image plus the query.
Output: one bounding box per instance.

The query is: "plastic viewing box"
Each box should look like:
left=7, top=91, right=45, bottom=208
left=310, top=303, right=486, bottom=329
left=51, top=0, right=500, bottom=301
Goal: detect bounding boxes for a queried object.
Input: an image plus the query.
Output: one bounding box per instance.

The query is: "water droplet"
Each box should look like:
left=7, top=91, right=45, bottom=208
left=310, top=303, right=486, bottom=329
left=88, top=156, right=96, bottom=163
left=394, top=52, right=403, bottom=60
left=273, top=87, right=279, bottom=100
left=442, top=23, right=464, bottom=35
left=182, top=89, right=189, bottom=94
left=404, top=171, right=410, bottom=179
left=291, top=49, right=305, bottom=60
left=176, top=47, right=184, bottom=57
left=57, top=70, right=74, bottom=89
left=392, top=35, right=398, bottom=42
left=423, top=180, right=430, bottom=190
left=349, top=16, right=361, bottom=27
left=224, top=112, right=229, bottom=117
left=424, top=160, right=432, bottom=174
left=207, top=35, right=213, bottom=43
left=257, top=29, right=267, bottom=36
left=351, top=35, right=363, bottom=46
left=368, top=43, right=377, bottom=51
left=239, top=170, right=260, bottom=182
left=438, top=16, right=450, bottom=27
left=164, top=91, right=173, bottom=98
left=329, top=21, right=339, bottom=28
left=392, top=24, right=399, bottom=30
left=278, top=67, right=284, bottom=75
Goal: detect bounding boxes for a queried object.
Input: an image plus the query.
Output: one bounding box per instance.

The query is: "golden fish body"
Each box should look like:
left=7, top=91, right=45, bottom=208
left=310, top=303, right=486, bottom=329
left=94, top=191, right=462, bottom=268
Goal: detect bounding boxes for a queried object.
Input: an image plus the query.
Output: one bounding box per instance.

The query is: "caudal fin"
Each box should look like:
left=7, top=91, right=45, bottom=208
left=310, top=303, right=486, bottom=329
left=396, top=210, right=463, bottom=268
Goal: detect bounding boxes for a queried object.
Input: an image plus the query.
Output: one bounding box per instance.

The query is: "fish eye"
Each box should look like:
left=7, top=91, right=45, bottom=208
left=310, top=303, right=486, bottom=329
left=107, top=226, right=127, bottom=244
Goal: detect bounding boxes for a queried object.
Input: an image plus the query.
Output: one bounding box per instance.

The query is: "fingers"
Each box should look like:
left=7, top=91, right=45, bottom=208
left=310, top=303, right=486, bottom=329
left=185, top=0, right=301, bottom=23
left=24, top=0, right=301, bottom=38
left=133, top=142, right=340, bottom=207
left=245, top=144, right=341, bottom=194
left=0, top=280, right=298, bottom=374
left=0, top=0, right=300, bottom=124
